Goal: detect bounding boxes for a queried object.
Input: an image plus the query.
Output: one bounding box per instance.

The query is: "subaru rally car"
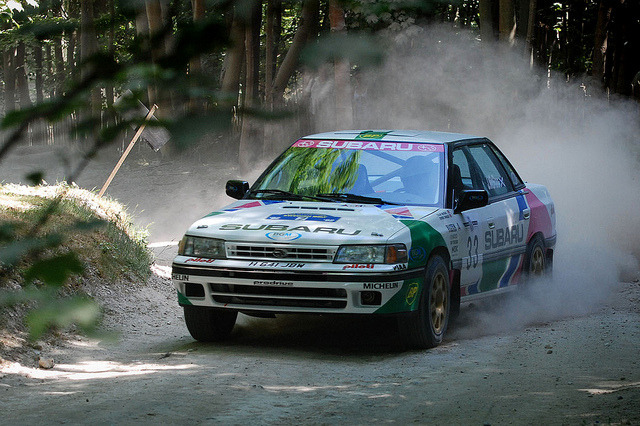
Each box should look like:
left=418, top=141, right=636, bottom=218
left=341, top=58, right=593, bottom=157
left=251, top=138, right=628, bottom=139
left=172, top=130, right=556, bottom=348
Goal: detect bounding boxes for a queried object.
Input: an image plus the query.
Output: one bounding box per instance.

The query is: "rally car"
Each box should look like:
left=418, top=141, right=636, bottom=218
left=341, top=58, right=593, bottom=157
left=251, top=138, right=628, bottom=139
left=172, top=130, right=556, bottom=348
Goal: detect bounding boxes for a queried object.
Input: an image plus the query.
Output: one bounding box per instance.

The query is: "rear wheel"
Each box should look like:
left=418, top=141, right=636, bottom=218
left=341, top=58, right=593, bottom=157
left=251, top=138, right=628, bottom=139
left=398, top=255, right=450, bottom=349
left=523, top=235, right=546, bottom=279
left=183, top=306, right=237, bottom=342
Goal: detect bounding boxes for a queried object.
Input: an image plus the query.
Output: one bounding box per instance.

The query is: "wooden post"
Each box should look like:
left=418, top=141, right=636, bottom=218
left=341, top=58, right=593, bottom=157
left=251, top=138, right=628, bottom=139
left=98, top=104, right=158, bottom=197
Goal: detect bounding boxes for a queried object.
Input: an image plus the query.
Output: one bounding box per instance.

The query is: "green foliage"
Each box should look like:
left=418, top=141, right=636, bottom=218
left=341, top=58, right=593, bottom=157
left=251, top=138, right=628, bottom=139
left=24, top=252, right=84, bottom=287
left=0, top=184, right=152, bottom=339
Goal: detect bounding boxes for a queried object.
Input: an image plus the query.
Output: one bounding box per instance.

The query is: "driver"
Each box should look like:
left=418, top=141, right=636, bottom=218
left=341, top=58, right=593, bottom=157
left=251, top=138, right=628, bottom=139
left=400, top=155, right=439, bottom=201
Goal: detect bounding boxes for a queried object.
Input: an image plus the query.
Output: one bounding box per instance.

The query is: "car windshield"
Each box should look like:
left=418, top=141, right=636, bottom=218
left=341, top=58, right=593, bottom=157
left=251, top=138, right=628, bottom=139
left=251, top=139, right=445, bottom=207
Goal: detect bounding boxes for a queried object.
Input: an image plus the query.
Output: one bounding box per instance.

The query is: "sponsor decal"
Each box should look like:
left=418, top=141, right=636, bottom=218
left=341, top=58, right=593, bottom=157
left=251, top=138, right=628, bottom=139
left=267, top=213, right=340, bottom=222
left=172, top=273, right=189, bottom=281
left=185, top=258, right=215, bottom=264
left=196, top=224, right=208, bottom=229
left=446, top=224, right=458, bottom=233
left=203, top=211, right=224, bottom=218
left=462, top=220, right=478, bottom=231
left=220, top=224, right=361, bottom=236
left=363, top=281, right=400, bottom=290
left=486, top=176, right=506, bottom=190
left=406, top=282, right=419, bottom=305
left=355, top=131, right=390, bottom=140
left=409, top=247, right=426, bottom=262
left=342, top=263, right=374, bottom=270
left=484, top=223, right=524, bottom=250
left=224, top=200, right=284, bottom=212
left=266, top=231, right=301, bottom=241
left=248, top=261, right=305, bottom=268
left=292, top=139, right=444, bottom=152
left=383, top=206, right=413, bottom=219
left=253, top=280, right=294, bottom=286
left=393, top=264, right=407, bottom=271
left=437, top=211, right=453, bottom=220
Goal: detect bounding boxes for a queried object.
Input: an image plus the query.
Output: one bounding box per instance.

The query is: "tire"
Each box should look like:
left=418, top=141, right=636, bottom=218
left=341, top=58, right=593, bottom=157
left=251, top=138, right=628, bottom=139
left=183, top=306, right=237, bottom=342
left=398, top=255, right=450, bottom=349
left=523, top=235, right=547, bottom=280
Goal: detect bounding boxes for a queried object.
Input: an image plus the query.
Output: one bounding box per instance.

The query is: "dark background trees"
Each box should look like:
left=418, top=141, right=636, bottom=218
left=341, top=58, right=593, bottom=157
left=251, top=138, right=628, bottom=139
left=0, top=0, right=638, bottom=161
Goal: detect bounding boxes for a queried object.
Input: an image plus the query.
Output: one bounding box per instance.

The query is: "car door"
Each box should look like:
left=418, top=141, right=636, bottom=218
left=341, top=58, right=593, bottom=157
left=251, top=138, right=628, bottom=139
left=465, top=143, right=529, bottom=293
left=450, top=146, right=488, bottom=296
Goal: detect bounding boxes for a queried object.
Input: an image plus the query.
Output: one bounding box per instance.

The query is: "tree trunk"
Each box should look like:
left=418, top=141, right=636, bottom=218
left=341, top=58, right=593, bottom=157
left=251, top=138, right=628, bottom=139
left=479, top=0, right=496, bottom=42
left=146, top=0, right=164, bottom=105
left=524, top=0, right=537, bottom=60
left=329, top=0, right=352, bottom=129
left=67, top=31, right=76, bottom=75
left=238, top=0, right=262, bottom=173
left=54, top=38, right=65, bottom=96
left=80, top=0, right=101, bottom=113
left=265, top=0, right=281, bottom=109
left=272, top=0, right=320, bottom=102
left=34, top=44, right=44, bottom=104
left=220, top=10, right=245, bottom=105
left=2, top=49, right=16, bottom=113
left=105, top=0, right=115, bottom=107
left=15, top=42, right=32, bottom=109
left=498, top=0, right=515, bottom=43
left=189, top=0, right=205, bottom=75
left=593, top=1, right=610, bottom=84
left=44, top=44, right=55, bottom=100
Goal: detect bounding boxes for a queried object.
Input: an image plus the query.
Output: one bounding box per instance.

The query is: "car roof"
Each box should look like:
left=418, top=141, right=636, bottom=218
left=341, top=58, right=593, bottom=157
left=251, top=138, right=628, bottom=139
left=301, top=130, right=482, bottom=144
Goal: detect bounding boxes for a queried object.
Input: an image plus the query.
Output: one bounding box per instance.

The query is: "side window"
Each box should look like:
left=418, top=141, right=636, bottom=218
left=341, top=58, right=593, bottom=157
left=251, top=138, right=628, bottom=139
left=491, top=146, right=524, bottom=188
left=467, top=144, right=513, bottom=198
left=452, top=149, right=473, bottom=190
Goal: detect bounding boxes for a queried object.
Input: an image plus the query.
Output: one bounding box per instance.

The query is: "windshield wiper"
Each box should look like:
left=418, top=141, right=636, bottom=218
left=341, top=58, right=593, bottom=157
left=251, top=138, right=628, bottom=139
left=248, top=189, right=329, bottom=202
left=315, top=192, right=401, bottom=205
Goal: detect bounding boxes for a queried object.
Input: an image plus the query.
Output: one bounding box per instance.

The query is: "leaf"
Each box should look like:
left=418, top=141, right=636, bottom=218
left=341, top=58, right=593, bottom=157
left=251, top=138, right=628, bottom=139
left=25, top=171, right=45, bottom=186
left=0, top=223, right=16, bottom=242
left=17, top=20, right=78, bottom=41
left=24, top=252, right=84, bottom=287
left=300, top=33, right=385, bottom=70
left=25, top=295, right=101, bottom=340
left=0, top=233, right=62, bottom=266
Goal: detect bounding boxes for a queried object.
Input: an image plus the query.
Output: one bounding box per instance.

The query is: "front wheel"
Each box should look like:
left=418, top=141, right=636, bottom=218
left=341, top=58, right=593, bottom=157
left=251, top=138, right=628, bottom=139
left=183, top=306, right=237, bottom=342
left=398, top=255, right=450, bottom=349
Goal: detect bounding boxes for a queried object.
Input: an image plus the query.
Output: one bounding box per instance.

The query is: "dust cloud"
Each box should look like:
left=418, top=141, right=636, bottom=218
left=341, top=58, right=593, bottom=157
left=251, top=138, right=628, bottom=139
left=296, top=25, right=640, bottom=337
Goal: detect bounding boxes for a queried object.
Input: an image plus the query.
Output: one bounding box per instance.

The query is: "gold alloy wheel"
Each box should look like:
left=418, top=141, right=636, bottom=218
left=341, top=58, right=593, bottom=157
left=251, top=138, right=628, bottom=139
left=530, top=246, right=545, bottom=276
left=430, top=271, right=448, bottom=334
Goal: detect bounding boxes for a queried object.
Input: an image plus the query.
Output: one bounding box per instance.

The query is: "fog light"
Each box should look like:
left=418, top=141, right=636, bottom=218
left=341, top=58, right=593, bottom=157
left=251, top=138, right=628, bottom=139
left=360, top=291, right=382, bottom=306
left=185, top=283, right=205, bottom=298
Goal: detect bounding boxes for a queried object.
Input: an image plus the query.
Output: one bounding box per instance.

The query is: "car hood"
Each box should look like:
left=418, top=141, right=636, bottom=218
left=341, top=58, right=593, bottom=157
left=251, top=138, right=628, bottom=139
left=185, top=200, right=439, bottom=245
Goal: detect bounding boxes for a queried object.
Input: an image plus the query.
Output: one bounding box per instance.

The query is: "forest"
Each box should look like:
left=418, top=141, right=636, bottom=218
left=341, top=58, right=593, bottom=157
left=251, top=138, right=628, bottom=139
left=0, top=0, right=639, bottom=168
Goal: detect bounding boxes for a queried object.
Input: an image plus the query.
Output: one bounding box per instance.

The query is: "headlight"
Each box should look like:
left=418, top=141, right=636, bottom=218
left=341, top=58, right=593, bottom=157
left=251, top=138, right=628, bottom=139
left=334, top=244, right=408, bottom=264
left=178, top=236, right=226, bottom=259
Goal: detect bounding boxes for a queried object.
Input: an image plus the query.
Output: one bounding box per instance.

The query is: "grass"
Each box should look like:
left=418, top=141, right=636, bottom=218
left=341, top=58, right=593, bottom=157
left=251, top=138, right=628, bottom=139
left=0, top=182, right=153, bottom=287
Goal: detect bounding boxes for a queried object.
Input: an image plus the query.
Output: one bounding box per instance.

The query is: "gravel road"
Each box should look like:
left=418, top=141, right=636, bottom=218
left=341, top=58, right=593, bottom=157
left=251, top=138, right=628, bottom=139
left=1, top=145, right=639, bottom=425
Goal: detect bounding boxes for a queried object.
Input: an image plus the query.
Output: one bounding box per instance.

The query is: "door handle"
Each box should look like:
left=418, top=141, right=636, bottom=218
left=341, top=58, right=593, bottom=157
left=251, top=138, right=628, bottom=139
left=523, top=209, right=530, bottom=220
left=488, top=221, right=495, bottom=229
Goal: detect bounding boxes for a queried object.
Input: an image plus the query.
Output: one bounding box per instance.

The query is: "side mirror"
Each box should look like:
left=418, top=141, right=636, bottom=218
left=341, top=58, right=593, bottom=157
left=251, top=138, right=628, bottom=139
left=454, top=190, right=489, bottom=213
left=226, top=180, right=250, bottom=200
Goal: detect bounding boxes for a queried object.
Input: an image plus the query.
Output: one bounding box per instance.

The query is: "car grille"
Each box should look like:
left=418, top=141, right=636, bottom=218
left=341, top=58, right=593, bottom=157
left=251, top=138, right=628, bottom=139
left=209, top=283, right=347, bottom=309
left=226, top=243, right=336, bottom=262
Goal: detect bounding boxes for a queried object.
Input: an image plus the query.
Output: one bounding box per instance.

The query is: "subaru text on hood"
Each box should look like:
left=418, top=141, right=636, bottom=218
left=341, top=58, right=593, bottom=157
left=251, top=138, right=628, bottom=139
left=172, top=130, right=557, bottom=348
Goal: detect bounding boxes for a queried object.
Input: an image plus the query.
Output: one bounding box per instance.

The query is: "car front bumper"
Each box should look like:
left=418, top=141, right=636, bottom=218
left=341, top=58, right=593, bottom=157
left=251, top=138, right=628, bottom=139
left=171, top=259, right=424, bottom=315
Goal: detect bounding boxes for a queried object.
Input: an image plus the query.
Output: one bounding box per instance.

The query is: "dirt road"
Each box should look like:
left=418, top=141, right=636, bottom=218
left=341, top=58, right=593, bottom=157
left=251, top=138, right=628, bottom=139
left=1, top=146, right=639, bottom=424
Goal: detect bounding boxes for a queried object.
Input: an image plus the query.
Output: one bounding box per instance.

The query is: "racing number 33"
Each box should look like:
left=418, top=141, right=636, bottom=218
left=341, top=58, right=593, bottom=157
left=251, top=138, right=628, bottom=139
left=466, top=235, right=479, bottom=270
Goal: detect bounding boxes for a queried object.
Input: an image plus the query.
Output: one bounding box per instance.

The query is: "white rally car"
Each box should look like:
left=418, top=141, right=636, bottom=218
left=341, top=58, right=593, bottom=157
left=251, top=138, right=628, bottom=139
left=172, top=130, right=556, bottom=348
